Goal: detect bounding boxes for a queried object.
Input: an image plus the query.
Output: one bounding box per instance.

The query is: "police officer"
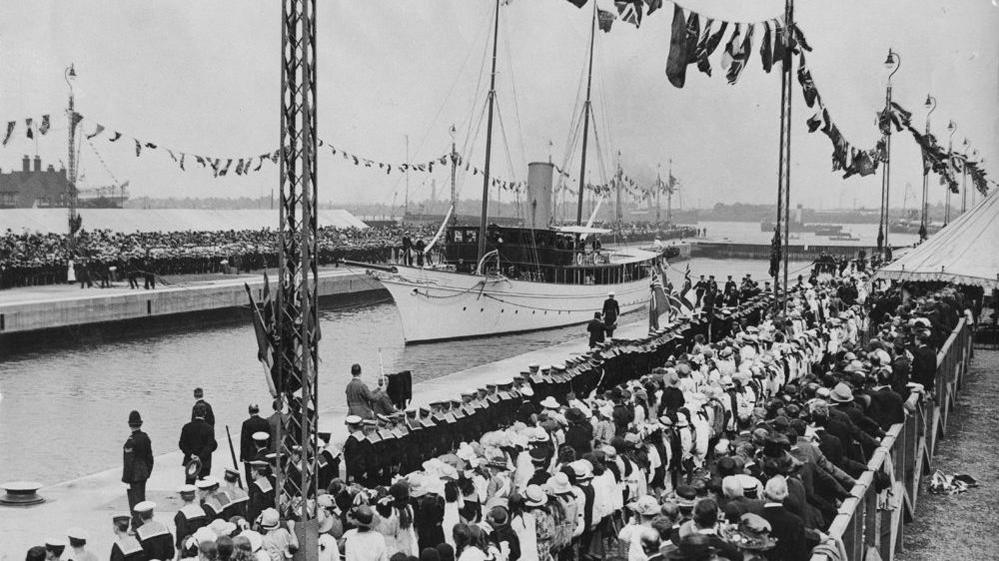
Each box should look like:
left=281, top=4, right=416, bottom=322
left=134, top=501, right=174, bottom=561
left=122, top=410, right=153, bottom=532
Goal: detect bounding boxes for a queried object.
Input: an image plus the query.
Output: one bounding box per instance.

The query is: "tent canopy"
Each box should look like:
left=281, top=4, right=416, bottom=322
left=876, top=188, right=998, bottom=290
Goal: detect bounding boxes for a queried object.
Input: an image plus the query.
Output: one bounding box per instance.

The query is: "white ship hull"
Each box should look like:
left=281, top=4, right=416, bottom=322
left=377, top=267, right=651, bottom=343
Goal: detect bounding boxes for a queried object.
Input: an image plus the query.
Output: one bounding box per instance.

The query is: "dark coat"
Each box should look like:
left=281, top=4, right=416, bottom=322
left=602, top=297, right=620, bottom=325
left=122, top=430, right=154, bottom=484
left=864, top=387, right=906, bottom=429
left=911, top=345, right=937, bottom=392
left=192, top=399, right=216, bottom=426
left=239, top=415, right=270, bottom=461
left=565, top=421, right=594, bottom=457
left=587, top=319, right=606, bottom=347
left=761, top=504, right=809, bottom=561
left=178, top=419, right=217, bottom=465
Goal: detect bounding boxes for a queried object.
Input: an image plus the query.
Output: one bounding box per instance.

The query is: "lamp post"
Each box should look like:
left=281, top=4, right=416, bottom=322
left=878, top=49, right=900, bottom=261
left=961, top=138, right=969, bottom=214
left=919, top=94, right=936, bottom=242
left=65, top=64, right=78, bottom=255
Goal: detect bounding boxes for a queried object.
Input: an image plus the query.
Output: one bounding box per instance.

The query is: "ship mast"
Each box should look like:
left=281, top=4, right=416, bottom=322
left=575, top=1, right=598, bottom=226
left=476, top=0, right=501, bottom=262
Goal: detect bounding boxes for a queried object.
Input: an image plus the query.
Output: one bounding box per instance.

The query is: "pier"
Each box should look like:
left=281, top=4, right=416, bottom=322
left=0, top=267, right=384, bottom=337
left=691, top=239, right=889, bottom=260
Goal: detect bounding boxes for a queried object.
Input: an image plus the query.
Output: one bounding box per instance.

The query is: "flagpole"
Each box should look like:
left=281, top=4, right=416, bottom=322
left=575, top=1, right=598, bottom=226
left=65, top=64, right=78, bottom=257
left=477, top=0, right=501, bottom=263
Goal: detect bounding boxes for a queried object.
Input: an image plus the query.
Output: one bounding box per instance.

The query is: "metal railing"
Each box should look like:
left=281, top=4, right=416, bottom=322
left=810, top=318, right=973, bottom=561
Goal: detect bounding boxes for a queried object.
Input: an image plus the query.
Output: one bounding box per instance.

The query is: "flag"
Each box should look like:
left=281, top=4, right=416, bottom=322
left=39, top=115, right=51, bottom=135
left=179, top=153, right=186, bottom=171
left=665, top=5, right=689, bottom=87
left=725, top=24, right=755, bottom=85
left=694, top=21, right=728, bottom=76
left=792, top=24, right=812, bottom=52
left=797, top=56, right=819, bottom=108
left=597, top=8, right=616, bottom=32
left=144, top=142, right=157, bottom=150
left=759, top=22, right=773, bottom=73
left=254, top=155, right=265, bottom=172
left=772, top=22, right=786, bottom=65
left=196, top=155, right=206, bottom=167
left=108, top=131, right=122, bottom=142
left=644, top=0, right=663, bottom=16
left=649, top=262, right=671, bottom=331
left=565, top=0, right=588, bottom=7
left=25, top=118, right=34, bottom=139
left=244, top=279, right=278, bottom=398
left=134, top=139, right=142, bottom=157
left=235, top=158, right=246, bottom=175
left=806, top=112, right=823, bottom=133
left=86, top=124, right=106, bottom=140
left=168, top=150, right=178, bottom=163
left=220, top=159, right=233, bottom=176
left=2, top=121, right=14, bottom=146
left=615, top=0, right=643, bottom=28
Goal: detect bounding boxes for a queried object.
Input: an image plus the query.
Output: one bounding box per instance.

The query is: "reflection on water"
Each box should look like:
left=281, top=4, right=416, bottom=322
left=0, top=255, right=799, bottom=483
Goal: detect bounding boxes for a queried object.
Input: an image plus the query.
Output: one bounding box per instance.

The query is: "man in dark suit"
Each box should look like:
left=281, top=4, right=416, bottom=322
left=122, top=410, right=154, bottom=532
left=910, top=332, right=937, bottom=393
left=179, top=403, right=217, bottom=483
left=191, top=387, right=215, bottom=427
left=864, top=370, right=906, bottom=429
left=587, top=312, right=606, bottom=348
left=239, top=403, right=270, bottom=484
left=603, top=292, right=620, bottom=337
left=760, top=476, right=809, bottom=561
left=692, top=498, right=743, bottom=561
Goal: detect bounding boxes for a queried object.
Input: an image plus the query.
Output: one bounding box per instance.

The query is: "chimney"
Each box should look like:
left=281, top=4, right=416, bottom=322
left=526, top=161, right=555, bottom=229
left=22, top=155, right=30, bottom=172
left=33, top=156, right=42, bottom=172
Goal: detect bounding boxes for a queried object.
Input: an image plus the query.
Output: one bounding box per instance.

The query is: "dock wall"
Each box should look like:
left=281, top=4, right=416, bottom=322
left=0, top=270, right=384, bottom=335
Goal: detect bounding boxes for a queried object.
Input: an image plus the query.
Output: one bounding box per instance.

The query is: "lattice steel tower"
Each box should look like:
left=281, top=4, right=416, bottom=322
left=274, top=0, right=320, bottom=536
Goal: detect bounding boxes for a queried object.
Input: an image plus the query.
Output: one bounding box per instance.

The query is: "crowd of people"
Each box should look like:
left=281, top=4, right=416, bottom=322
left=23, top=262, right=972, bottom=561
left=0, top=225, right=438, bottom=289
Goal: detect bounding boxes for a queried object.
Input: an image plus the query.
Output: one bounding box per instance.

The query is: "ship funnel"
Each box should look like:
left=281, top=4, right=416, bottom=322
left=526, top=162, right=554, bottom=229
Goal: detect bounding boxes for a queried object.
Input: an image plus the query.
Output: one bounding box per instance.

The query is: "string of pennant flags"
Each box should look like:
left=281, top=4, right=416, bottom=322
left=1, top=112, right=534, bottom=192
left=567, top=0, right=993, bottom=194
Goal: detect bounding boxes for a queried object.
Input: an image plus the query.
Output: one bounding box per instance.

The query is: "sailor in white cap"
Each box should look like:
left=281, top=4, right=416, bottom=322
left=134, top=501, right=175, bottom=560
left=222, top=468, right=249, bottom=519
left=43, top=538, right=66, bottom=561
left=196, top=477, right=228, bottom=520
left=66, top=528, right=97, bottom=561
left=173, top=484, right=207, bottom=552
left=110, top=514, right=144, bottom=561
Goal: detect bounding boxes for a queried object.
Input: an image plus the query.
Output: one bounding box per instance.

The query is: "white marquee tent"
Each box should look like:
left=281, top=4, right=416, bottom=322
left=877, top=188, right=998, bottom=290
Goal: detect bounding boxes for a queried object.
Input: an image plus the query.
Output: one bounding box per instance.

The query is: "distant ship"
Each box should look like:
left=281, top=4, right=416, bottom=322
left=759, top=220, right=843, bottom=236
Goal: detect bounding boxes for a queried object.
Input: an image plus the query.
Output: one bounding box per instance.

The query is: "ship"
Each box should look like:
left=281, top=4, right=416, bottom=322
left=372, top=1, right=670, bottom=343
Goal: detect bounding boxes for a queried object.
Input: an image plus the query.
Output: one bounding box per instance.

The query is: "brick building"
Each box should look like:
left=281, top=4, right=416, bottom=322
left=0, top=155, right=74, bottom=208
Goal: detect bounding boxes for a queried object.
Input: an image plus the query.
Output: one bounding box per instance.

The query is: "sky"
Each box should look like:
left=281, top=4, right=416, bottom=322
left=1, top=0, right=996, bottom=211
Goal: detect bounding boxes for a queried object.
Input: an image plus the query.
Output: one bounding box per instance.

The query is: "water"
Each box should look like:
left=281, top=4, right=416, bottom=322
left=0, top=241, right=801, bottom=484
left=697, top=220, right=921, bottom=248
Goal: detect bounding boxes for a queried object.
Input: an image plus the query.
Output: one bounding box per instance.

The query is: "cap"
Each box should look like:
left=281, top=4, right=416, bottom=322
left=252, top=431, right=270, bottom=442
left=344, top=415, right=363, bottom=426
left=178, top=484, right=197, bottom=495
left=134, top=500, right=156, bottom=513
left=112, top=515, right=131, bottom=525
left=44, top=538, right=66, bottom=548
left=195, top=477, right=220, bottom=490
left=66, top=528, right=87, bottom=541
left=224, top=469, right=240, bottom=482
